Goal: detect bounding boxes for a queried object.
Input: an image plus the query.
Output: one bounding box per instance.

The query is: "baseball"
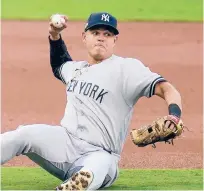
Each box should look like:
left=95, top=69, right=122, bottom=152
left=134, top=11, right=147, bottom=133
left=51, top=14, right=65, bottom=28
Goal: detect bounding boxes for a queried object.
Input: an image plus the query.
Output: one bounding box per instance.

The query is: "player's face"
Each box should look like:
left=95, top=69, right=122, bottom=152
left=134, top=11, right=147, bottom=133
left=82, top=27, right=118, bottom=61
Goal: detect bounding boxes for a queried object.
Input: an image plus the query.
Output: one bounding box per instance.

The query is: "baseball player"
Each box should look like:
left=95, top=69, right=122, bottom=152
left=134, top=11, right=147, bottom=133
left=1, top=12, right=183, bottom=190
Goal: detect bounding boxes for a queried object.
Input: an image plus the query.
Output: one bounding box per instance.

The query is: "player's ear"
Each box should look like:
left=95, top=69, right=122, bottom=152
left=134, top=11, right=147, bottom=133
left=113, top=35, right=118, bottom=45
left=82, top=32, right=86, bottom=42
left=114, top=35, right=118, bottom=43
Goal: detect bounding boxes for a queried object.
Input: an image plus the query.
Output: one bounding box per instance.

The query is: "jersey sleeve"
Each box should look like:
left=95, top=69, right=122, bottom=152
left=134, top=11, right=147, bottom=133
left=122, top=58, right=166, bottom=106
left=49, top=35, right=73, bottom=84
left=57, top=61, right=77, bottom=84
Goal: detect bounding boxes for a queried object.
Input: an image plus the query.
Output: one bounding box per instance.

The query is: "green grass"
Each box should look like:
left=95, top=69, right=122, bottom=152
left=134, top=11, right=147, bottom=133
left=1, top=167, right=203, bottom=190
left=1, top=0, right=203, bottom=21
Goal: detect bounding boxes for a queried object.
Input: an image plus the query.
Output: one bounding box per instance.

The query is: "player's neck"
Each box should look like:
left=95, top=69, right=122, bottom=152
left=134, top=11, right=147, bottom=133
left=87, top=54, right=113, bottom=65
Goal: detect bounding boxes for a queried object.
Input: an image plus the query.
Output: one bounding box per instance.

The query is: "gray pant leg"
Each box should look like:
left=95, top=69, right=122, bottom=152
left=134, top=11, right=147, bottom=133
left=69, top=150, right=119, bottom=190
left=1, top=124, right=80, bottom=180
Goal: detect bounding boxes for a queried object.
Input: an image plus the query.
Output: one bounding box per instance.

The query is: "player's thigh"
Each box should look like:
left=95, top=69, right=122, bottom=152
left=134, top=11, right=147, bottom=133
left=17, top=124, right=72, bottom=163
left=70, top=150, right=118, bottom=189
left=17, top=124, right=84, bottom=180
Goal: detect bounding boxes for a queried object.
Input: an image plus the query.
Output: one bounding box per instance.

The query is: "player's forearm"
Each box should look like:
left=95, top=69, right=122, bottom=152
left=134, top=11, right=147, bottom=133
left=163, top=84, right=182, bottom=109
left=155, top=82, right=182, bottom=117
left=49, top=35, right=72, bottom=78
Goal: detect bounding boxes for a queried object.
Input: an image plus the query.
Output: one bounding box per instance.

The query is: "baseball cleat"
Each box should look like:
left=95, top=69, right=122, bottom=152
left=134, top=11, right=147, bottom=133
left=56, top=170, right=93, bottom=190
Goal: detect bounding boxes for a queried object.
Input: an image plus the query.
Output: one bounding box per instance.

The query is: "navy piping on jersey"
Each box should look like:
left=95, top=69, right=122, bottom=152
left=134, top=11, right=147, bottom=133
left=58, top=63, right=66, bottom=84
left=149, top=76, right=167, bottom=97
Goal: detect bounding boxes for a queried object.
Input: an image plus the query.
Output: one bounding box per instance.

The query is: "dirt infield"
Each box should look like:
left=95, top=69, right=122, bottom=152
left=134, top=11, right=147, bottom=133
left=2, top=21, right=203, bottom=169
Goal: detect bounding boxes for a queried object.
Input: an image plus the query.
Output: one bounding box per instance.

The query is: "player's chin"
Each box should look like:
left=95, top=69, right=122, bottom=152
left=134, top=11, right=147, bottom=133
left=92, top=50, right=107, bottom=60
left=93, top=53, right=106, bottom=61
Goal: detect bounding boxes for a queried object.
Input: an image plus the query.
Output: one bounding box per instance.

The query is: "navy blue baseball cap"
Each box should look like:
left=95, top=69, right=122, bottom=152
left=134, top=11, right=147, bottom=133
left=84, top=12, right=119, bottom=35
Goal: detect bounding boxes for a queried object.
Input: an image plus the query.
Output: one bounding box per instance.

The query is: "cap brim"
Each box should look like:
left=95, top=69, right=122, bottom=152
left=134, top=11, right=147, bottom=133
left=85, top=23, right=119, bottom=35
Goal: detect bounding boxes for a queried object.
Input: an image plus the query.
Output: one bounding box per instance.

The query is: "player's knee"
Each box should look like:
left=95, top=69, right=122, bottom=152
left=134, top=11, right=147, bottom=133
left=91, top=151, right=118, bottom=189
left=17, top=125, right=31, bottom=136
left=92, top=151, right=112, bottom=166
left=85, top=151, right=115, bottom=189
left=4, top=125, right=35, bottom=156
left=16, top=125, right=35, bottom=145
left=58, top=151, right=117, bottom=190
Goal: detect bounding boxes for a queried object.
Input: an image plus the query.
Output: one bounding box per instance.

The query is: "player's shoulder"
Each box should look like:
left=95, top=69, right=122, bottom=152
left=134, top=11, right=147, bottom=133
left=114, top=55, right=146, bottom=68
left=64, top=60, right=87, bottom=67
left=62, top=60, right=87, bottom=71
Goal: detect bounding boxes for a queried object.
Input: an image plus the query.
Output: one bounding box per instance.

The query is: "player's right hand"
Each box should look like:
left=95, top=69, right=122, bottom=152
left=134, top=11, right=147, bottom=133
left=49, top=15, right=68, bottom=40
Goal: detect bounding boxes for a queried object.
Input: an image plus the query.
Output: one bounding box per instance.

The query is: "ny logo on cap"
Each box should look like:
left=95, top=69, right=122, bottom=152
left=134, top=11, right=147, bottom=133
left=101, top=14, right=109, bottom=22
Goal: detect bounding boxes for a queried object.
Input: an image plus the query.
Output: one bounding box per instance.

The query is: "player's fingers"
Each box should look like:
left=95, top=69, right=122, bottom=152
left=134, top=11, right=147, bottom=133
left=50, top=22, right=56, bottom=28
left=62, top=23, right=67, bottom=28
left=165, top=120, right=176, bottom=131
left=164, top=120, right=171, bottom=129
left=164, top=122, right=168, bottom=130
left=62, top=15, right=68, bottom=22
left=172, top=123, right=177, bottom=132
left=49, top=18, right=67, bottom=31
left=169, top=123, right=175, bottom=131
left=50, top=23, right=62, bottom=31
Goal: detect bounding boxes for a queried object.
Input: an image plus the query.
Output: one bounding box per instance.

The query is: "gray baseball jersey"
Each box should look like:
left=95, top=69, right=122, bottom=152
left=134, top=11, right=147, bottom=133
left=59, top=55, right=165, bottom=155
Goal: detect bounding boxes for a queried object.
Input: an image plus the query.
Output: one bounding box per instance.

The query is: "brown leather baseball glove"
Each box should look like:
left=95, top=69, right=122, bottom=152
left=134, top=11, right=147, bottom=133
left=130, top=115, right=185, bottom=148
